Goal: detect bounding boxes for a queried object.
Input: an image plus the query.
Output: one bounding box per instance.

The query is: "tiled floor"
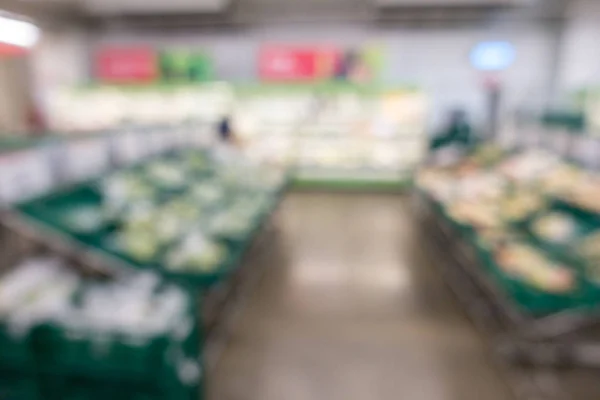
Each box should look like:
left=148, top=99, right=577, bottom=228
left=209, top=192, right=514, bottom=400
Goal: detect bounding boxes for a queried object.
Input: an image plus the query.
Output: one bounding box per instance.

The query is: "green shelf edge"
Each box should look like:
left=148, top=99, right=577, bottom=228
left=292, top=177, right=413, bottom=192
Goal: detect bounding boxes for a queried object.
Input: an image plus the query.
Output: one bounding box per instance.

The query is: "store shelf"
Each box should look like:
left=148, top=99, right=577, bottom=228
left=415, top=144, right=600, bottom=368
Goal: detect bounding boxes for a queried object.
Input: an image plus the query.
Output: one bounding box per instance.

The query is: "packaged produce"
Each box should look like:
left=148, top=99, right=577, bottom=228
left=189, top=181, right=224, bottom=206
left=113, top=228, right=160, bottom=262
left=209, top=210, right=253, bottom=239
left=102, top=173, right=157, bottom=217
left=467, top=144, right=506, bottom=167
left=532, top=212, right=576, bottom=243
left=145, top=161, right=187, bottom=190
left=499, top=191, right=544, bottom=222
left=495, top=244, right=575, bottom=293
left=166, top=231, right=227, bottom=272
left=61, top=205, right=105, bottom=234
left=447, top=200, right=501, bottom=228
left=541, top=164, right=583, bottom=195
left=577, top=232, right=600, bottom=261
left=499, top=150, right=560, bottom=183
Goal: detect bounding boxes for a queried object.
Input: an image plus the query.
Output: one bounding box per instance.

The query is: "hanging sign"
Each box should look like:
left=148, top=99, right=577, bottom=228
left=95, top=47, right=158, bottom=83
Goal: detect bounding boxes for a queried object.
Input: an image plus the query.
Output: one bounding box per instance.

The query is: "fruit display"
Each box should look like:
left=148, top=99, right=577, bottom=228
left=532, top=212, right=577, bottom=243
left=555, top=176, right=600, bottom=214
left=418, top=145, right=600, bottom=312
left=494, top=244, right=575, bottom=294
left=448, top=200, right=501, bottom=229
left=577, top=232, right=600, bottom=261
left=498, top=150, right=561, bottom=183
left=541, top=164, right=584, bottom=195
left=499, top=191, right=544, bottom=222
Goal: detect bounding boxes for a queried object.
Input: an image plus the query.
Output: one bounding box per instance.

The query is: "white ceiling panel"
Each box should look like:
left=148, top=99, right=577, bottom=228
left=81, top=0, right=231, bottom=15
left=374, top=0, right=523, bottom=6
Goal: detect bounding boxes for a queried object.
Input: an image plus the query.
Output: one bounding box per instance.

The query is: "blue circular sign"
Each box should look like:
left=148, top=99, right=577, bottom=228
left=470, top=41, right=515, bottom=71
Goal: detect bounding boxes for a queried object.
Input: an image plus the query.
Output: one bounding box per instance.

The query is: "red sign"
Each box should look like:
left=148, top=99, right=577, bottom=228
left=259, top=46, right=339, bottom=81
left=95, top=47, right=158, bottom=83
left=0, top=43, right=28, bottom=57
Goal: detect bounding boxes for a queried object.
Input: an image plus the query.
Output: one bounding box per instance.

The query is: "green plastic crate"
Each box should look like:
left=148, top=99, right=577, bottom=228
left=0, top=373, right=39, bottom=400
left=470, top=235, right=586, bottom=316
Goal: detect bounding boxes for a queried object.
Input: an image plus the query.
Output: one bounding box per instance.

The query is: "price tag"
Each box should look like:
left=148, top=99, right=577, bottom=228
left=65, top=138, right=109, bottom=181
left=0, top=149, right=53, bottom=205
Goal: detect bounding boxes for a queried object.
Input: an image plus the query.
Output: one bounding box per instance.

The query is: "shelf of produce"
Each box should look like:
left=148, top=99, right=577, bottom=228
left=0, top=222, right=203, bottom=400
left=3, top=155, right=291, bottom=392
left=415, top=190, right=600, bottom=368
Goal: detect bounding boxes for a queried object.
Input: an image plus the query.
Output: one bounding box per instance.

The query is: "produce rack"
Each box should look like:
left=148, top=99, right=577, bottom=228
left=416, top=190, right=600, bottom=365
left=0, top=216, right=202, bottom=400
left=416, top=141, right=600, bottom=398
left=49, top=83, right=427, bottom=191
left=0, top=125, right=290, bottom=399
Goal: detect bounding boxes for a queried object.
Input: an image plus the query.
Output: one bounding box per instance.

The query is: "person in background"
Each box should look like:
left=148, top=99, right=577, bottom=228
left=215, top=113, right=242, bottom=162
left=430, top=109, right=475, bottom=150
left=429, top=109, right=477, bottom=164
left=217, top=114, right=234, bottom=144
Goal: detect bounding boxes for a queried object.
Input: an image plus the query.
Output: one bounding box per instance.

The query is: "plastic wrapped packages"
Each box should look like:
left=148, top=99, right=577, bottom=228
left=0, top=259, right=79, bottom=333
left=188, top=181, right=225, bottom=207
left=165, top=231, right=227, bottom=273
left=144, top=161, right=188, bottom=190
left=532, top=212, right=577, bottom=244
left=541, top=164, right=585, bottom=195
left=208, top=209, right=253, bottom=239
left=498, top=150, right=561, bottom=183
left=102, top=173, right=157, bottom=217
left=498, top=191, right=544, bottom=222
left=60, top=205, right=106, bottom=234
left=494, top=244, right=575, bottom=294
left=447, top=199, right=501, bottom=229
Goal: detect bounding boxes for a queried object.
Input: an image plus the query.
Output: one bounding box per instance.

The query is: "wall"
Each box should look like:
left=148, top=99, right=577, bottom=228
left=90, top=22, right=554, bottom=131
left=0, top=57, right=31, bottom=133
left=30, top=27, right=89, bottom=125
left=557, top=0, right=600, bottom=95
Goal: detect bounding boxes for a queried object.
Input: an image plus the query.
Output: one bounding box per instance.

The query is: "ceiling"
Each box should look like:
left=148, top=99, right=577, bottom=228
left=0, top=0, right=570, bottom=27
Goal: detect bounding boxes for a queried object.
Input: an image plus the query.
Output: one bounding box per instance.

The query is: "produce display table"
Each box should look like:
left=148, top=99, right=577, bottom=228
left=415, top=145, right=600, bottom=372
left=0, top=226, right=202, bottom=400
left=0, top=147, right=290, bottom=400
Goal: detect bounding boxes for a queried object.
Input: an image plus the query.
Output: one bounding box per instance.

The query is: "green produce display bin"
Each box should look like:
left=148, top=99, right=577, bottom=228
left=471, top=237, right=586, bottom=316
left=0, top=279, right=202, bottom=400
left=423, top=190, right=591, bottom=316
left=0, top=324, right=36, bottom=372
left=15, top=150, right=289, bottom=291
left=0, top=373, right=39, bottom=400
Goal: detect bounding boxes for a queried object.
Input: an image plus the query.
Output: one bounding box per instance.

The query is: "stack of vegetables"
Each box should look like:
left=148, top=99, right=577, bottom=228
left=417, top=145, right=600, bottom=315
left=16, top=149, right=289, bottom=288
left=0, top=258, right=200, bottom=400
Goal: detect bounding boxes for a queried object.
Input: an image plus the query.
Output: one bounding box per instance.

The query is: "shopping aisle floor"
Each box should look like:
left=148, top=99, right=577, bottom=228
left=209, top=192, right=514, bottom=400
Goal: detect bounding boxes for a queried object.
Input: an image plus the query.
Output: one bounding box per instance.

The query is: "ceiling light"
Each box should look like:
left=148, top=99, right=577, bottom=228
left=0, top=15, right=40, bottom=48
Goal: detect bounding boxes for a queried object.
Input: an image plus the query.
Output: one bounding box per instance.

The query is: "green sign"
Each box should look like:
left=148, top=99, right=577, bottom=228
left=159, top=50, right=213, bottom=83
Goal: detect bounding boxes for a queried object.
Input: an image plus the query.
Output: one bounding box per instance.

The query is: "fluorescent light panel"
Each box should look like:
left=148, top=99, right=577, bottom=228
left=0, top=15, right=40, bottom=48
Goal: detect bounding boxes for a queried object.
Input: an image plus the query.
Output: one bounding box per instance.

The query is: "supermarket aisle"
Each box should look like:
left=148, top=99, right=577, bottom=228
left=209, top=192, right=513, bottom=400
